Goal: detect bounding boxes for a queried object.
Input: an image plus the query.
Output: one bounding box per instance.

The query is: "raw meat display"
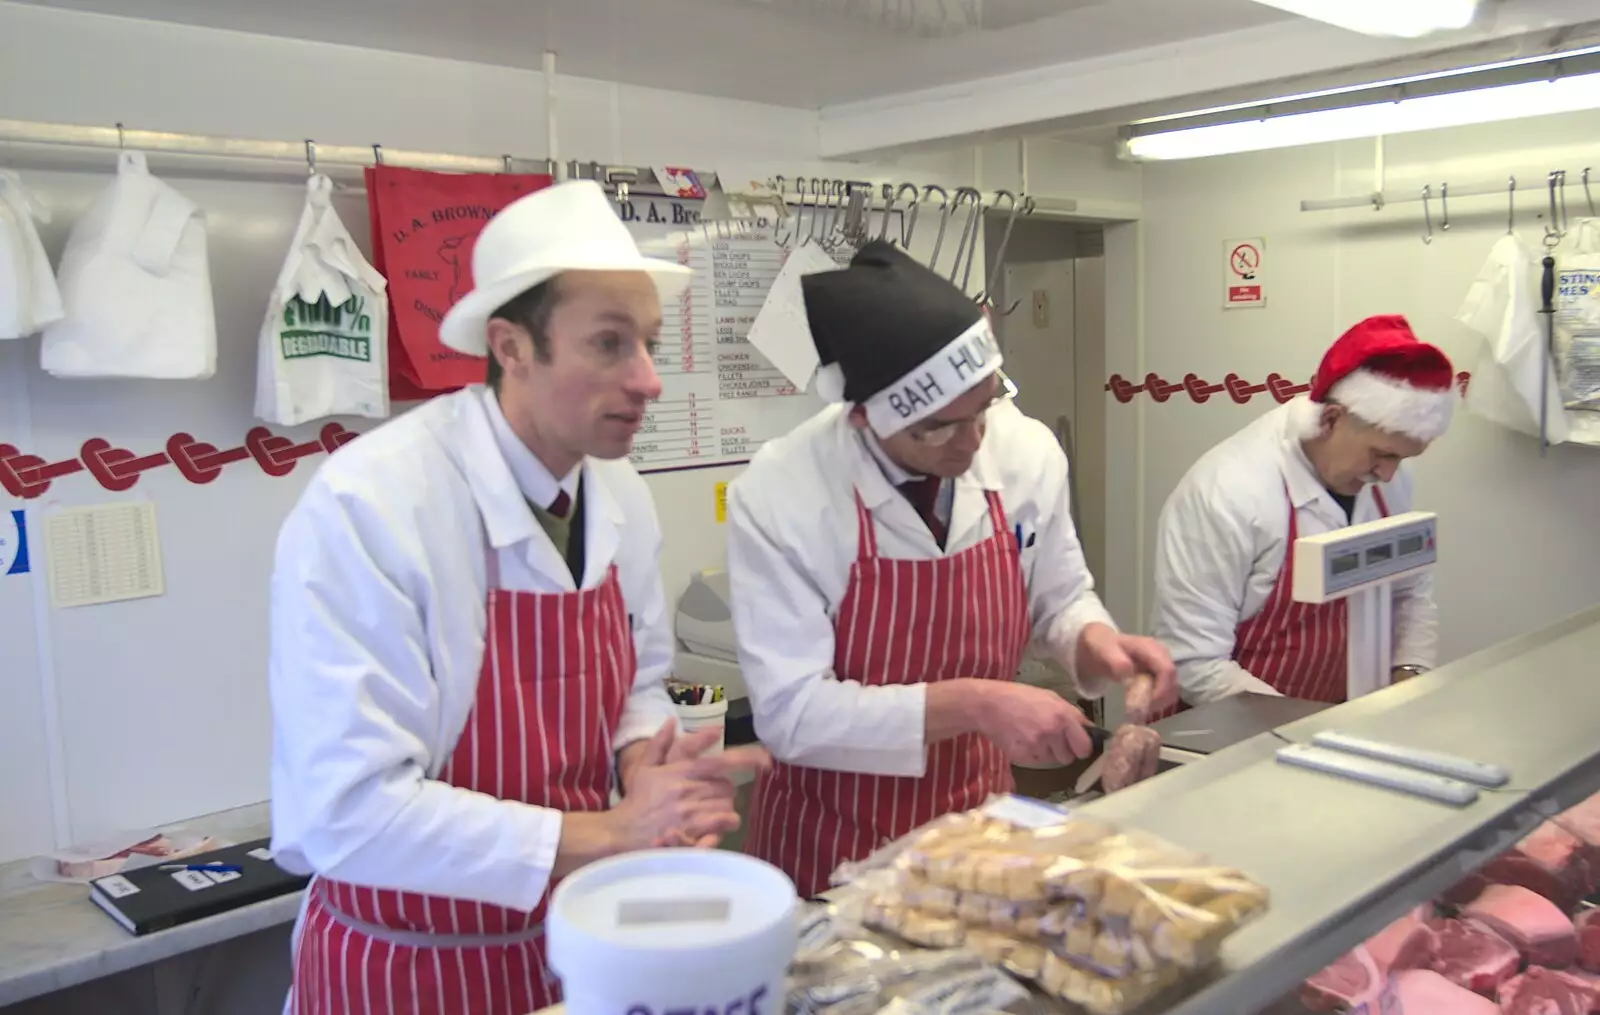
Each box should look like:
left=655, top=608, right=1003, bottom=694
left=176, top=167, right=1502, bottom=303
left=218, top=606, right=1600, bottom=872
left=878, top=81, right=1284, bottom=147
left=1497, top=966, right=1600, bottom=1015
left=1365, top=911, right=1437, bottom=975
left=1577, top=909, right=1600, bottom=973
left=1100, top=724, right=1161, bottom=793
left=1301, top=946, right=1386, bottom=1012
left=1392, top=968, right=1504, bottom=1014
left=1482, top=823, right=1599, bottom=911
left=1444, top=872, right=1494, bottom=909
left=1557, top=796, right=1600, bottom=849
left=1431, top=917, right=1522, bottom=994
left=1302, top=915, right=1438, bottom=1010
left=1297, top=790, right=1600, bottom=1014
left=1463, top=884, right=1580, bottom=967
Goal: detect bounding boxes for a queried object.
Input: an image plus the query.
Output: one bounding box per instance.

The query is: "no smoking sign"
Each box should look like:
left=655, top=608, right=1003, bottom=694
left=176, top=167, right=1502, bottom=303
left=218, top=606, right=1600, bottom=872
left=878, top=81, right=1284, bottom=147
left=1224, top=236, right=1266, bottom=309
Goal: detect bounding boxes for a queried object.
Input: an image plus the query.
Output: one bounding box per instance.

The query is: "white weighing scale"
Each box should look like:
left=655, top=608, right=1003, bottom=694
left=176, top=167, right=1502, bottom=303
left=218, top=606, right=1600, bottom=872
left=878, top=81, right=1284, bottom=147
left=1278, top=511, right=1512, bottom=805
left=1290, top=509, right=1439, bottom=700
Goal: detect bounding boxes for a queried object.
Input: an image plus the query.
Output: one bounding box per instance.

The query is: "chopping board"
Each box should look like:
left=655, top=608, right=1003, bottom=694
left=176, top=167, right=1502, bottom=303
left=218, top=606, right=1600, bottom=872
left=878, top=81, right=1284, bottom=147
left=1150, top=693, right=1334, bottom=756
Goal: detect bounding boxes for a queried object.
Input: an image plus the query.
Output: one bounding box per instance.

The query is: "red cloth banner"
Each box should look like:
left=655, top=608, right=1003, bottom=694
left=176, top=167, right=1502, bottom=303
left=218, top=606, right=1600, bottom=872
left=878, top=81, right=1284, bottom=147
left=365, top=166, right=553, bottom=398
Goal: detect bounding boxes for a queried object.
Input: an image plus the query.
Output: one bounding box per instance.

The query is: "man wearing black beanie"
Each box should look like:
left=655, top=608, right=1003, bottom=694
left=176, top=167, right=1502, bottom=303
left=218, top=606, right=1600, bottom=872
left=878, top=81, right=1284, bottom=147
left=725, top=240, right=1175, bottom=896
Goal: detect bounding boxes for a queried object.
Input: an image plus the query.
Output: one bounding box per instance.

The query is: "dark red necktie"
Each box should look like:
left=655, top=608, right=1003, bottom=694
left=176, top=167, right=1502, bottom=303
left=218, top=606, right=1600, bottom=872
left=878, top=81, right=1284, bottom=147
left=548, top=490, right=571, bottom=519
left=899, top=476, right=946, bottom=548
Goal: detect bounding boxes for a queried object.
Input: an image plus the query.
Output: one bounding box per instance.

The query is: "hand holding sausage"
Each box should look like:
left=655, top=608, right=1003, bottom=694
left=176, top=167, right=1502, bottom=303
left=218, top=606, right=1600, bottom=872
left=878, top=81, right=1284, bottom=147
left=1123, top=673, right=1156, bottom=726
left=1076, top=625, right=1179, bottom=716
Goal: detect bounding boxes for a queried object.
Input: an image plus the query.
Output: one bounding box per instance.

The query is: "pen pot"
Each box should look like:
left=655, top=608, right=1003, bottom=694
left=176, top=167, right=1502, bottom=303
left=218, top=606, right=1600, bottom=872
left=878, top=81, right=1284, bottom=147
left=547, top=849, right=798, bottom=1015
left=675, top=698, right=729, bottom=754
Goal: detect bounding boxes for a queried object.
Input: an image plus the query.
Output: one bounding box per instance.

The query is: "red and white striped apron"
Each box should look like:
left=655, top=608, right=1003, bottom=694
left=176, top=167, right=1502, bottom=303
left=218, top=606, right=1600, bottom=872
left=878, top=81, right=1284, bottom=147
left=289, top=557, right=634, bottom=1015
left=744, top=488, right=1031, bottom=898
left=1150, top=484, right=1393, bottom=722
left=1234, top=484, right=1389, bottom=703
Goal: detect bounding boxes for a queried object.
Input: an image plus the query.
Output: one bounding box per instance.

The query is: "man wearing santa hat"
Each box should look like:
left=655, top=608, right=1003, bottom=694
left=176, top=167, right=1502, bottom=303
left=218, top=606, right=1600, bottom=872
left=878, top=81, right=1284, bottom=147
left=1151, top=315, right=1455, bottom=707
left=724, top=240, right=1176, bottom=897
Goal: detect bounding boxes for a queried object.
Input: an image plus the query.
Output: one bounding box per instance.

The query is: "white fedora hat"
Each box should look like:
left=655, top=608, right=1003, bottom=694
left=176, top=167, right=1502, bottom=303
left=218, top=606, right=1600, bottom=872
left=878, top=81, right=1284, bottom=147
left=438, top=179, right=692, bottom=356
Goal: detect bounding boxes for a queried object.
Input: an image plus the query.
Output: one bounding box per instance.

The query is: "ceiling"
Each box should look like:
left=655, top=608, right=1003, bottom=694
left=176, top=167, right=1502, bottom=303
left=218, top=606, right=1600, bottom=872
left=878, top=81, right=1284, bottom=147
left=10, top=0, right=1293, bottom=108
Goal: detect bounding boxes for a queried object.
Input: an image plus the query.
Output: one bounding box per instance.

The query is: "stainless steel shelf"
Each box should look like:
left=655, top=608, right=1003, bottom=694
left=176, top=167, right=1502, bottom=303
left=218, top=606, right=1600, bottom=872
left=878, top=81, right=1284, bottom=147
left=1074, top=604, right=1600, bottom=1015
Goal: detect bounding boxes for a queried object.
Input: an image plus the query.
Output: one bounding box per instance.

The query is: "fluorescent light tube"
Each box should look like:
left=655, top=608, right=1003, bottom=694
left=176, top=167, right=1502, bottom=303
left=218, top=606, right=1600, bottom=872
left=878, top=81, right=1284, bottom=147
left=1125, top=70, right=1600, bottom=160
left=1248, top=0, right=1478, bottom=38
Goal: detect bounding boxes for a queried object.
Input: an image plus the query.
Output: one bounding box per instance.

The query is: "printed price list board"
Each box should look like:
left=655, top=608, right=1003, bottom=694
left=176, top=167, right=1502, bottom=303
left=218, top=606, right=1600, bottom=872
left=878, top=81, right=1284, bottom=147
left=630, top=198, right=846, bottom=473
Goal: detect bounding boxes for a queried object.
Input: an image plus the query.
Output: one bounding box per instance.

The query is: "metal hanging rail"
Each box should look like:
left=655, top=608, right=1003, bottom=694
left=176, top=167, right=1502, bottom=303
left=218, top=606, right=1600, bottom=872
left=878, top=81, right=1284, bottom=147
left=1301, top=166, right=1595, bottom=213
left=0, top=117, right=558, bottom=176
left=565, top=160, right=729, bottom=200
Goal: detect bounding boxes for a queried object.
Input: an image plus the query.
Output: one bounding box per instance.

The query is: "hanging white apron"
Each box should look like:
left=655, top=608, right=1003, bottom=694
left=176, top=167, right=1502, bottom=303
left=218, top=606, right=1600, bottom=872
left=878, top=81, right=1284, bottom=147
left=40, top=151, right=217, bottom=379
left=0, top=170, right=63, bottom=340
left=256, top=173, right=389, bottom=425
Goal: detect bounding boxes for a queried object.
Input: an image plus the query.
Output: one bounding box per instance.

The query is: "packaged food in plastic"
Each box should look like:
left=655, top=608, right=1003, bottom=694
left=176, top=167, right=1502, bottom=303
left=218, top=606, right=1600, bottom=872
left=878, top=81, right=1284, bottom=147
left=868, top=965, right=1031, bottom=1015
left=841, top=795, right=1270, bottom=1015
left=786, top=898, right=1031, bottom=1015
left=1553, top=230, right=1600, bottom=412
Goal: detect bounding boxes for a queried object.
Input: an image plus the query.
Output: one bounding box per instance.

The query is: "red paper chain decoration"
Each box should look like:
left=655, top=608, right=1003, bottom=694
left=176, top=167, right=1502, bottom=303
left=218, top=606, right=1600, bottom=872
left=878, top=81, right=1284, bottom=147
left=1105, top=371, right=1472, bottom=405
left=3, top=367, right=1479, bottom=502
left=0, top=422, right=359, bottom=500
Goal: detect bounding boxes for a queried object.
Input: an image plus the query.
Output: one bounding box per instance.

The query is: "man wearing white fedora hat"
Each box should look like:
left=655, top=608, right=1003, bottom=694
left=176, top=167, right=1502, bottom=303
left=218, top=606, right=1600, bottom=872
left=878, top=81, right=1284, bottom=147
left=268, top=179, right=770, bottom=1015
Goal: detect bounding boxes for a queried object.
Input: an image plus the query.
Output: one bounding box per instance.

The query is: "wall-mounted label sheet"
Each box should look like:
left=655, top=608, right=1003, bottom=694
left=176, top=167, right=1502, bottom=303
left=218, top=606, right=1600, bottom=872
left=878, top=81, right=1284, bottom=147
left=43, top=501, right=165, bottom=609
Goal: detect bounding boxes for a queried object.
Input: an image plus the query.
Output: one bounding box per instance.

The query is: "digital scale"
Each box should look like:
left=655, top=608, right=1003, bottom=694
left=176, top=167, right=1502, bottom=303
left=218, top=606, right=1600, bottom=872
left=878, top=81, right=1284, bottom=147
left=1275, top=509, right=1507, bottom=806
left=1290, top=510, right=1438, bottom=699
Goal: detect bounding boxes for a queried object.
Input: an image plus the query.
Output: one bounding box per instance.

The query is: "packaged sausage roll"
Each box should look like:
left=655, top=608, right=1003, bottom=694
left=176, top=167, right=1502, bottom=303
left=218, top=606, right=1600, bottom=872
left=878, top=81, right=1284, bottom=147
left=845, top=795, right=1270, bottom=1015
left=786, top=922, right=1029, bottom=1015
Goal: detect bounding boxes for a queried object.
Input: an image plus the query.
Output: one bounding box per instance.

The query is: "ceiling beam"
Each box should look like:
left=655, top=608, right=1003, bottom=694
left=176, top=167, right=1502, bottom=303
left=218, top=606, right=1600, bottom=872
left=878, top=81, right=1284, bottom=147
left=817, top=0, right=1600, bottom=158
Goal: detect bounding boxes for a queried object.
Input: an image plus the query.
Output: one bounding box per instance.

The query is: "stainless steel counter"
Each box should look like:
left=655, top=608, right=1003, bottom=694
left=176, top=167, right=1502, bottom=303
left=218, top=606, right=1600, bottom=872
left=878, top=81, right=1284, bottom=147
left=1076, top=603, right=1600, bottom=1015
left=0, top=802, right=298, bottom=1008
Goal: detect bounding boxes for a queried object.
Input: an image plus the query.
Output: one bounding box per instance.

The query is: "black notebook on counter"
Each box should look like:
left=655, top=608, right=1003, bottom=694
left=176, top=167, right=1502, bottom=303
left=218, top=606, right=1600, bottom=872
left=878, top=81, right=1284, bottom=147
left=87, top=837, right=309, bottom=935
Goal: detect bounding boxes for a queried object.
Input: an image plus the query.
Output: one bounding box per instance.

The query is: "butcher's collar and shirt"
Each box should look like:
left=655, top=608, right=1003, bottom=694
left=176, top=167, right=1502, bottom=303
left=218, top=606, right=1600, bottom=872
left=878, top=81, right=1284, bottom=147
left=860, top=425, right=954, bottom=537
left=483, top=390, right=585, bottom=582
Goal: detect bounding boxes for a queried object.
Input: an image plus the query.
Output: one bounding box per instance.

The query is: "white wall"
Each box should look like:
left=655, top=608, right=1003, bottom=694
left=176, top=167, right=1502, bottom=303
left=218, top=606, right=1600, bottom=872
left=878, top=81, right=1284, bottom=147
left=978, top=137, right=1144, bottom=221
left=0, top=1, right=975, bottom=863
left=1124, top=109, right=1600, bottom=668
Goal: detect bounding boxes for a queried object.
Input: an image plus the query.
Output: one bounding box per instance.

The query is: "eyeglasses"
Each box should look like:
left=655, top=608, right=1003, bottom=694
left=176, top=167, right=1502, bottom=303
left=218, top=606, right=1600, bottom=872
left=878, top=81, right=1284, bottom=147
left=907, top=371, right=1018, bottom=447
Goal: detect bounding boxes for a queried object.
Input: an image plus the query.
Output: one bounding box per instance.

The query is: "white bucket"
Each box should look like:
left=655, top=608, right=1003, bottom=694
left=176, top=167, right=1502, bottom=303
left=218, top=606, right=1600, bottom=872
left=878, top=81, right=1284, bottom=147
left=675, top=698, right=729, bottom=753
left=547, top=849, right=798, bottom=1015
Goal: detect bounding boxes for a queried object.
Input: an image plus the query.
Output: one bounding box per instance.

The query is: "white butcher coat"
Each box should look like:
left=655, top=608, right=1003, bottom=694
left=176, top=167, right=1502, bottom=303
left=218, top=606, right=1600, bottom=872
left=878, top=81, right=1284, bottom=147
left=725, top=401, right=1117, bottom=778
left=1151, top=399, right=1438, bottom=706
left=268, top=385, right=678, bottom=913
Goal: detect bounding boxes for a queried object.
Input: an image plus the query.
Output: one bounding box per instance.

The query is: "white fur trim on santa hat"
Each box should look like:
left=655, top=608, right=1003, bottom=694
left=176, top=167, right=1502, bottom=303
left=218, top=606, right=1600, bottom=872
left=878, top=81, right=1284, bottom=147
left=1325, top=367, right=1457, bottom=442
left=1287, top=395, right=1323, bottom=440
left=813, top=361, right=847, bottom=403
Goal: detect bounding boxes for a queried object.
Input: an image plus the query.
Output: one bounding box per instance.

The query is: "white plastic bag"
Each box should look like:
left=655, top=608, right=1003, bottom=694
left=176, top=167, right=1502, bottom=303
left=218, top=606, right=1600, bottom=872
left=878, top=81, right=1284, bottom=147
left=1456, top=233, right=1568, bottom=442
left=41, top=151, right=217, bottom=378
left=0, top=169, right=63, bottom=339
left=1554, top=219, right=1600, bottom=413
left=256, top=173, right=389, bottom=425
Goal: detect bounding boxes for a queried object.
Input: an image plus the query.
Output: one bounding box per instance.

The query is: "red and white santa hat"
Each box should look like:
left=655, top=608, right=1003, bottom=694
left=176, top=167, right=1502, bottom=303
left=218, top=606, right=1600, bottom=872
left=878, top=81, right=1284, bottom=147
left=1305, top=315, right=1457, bottom=442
